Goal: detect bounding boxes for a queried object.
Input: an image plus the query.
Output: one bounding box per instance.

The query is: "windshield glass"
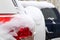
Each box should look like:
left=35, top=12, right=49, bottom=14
left=41, top=8, right=57, bottom=19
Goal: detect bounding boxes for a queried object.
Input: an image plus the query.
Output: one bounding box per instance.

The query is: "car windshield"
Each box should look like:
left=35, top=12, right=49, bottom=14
left=41, top=8, right=58, bottom=20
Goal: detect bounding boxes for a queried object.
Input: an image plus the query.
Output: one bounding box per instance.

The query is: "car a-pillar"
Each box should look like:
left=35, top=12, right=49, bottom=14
left=25, top=6, right=46, bottom=40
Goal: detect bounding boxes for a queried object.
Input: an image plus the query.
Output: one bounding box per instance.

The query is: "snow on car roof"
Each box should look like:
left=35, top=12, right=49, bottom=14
left=19, top=1, right=55, bottom=9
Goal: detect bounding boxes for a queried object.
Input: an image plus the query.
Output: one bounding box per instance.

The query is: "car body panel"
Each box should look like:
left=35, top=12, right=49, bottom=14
left=19, top=1, right=60, bottom=39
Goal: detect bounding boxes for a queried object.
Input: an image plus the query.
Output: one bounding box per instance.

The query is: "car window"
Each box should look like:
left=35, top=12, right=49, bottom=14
left=41, top=8, right=57, bottom=19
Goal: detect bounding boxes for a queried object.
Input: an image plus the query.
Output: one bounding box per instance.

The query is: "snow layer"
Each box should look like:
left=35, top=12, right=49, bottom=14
left=0, top=2, right=35, bottom=39
left=0, top=13, right=35, bottom=40
left=19, top=1, right=55, bottom=9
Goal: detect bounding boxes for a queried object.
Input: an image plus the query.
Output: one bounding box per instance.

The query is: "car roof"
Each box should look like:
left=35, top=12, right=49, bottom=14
left=19, top=1, right=55, bottom=9
left=0, top=0, right=16, bottom=13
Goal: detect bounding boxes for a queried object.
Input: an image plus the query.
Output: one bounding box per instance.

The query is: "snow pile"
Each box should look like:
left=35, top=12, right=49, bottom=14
left=0, top=13, right=35, bottom=40
left=19, top=1, right=55, bottom=9
left=0, top=0, right=35, bottom=40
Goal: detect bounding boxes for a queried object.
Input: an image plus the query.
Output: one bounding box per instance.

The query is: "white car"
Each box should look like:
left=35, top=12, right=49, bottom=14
left=0, top=0, right=45, bottom=40
left=19, top=1, right=60, bottom=40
